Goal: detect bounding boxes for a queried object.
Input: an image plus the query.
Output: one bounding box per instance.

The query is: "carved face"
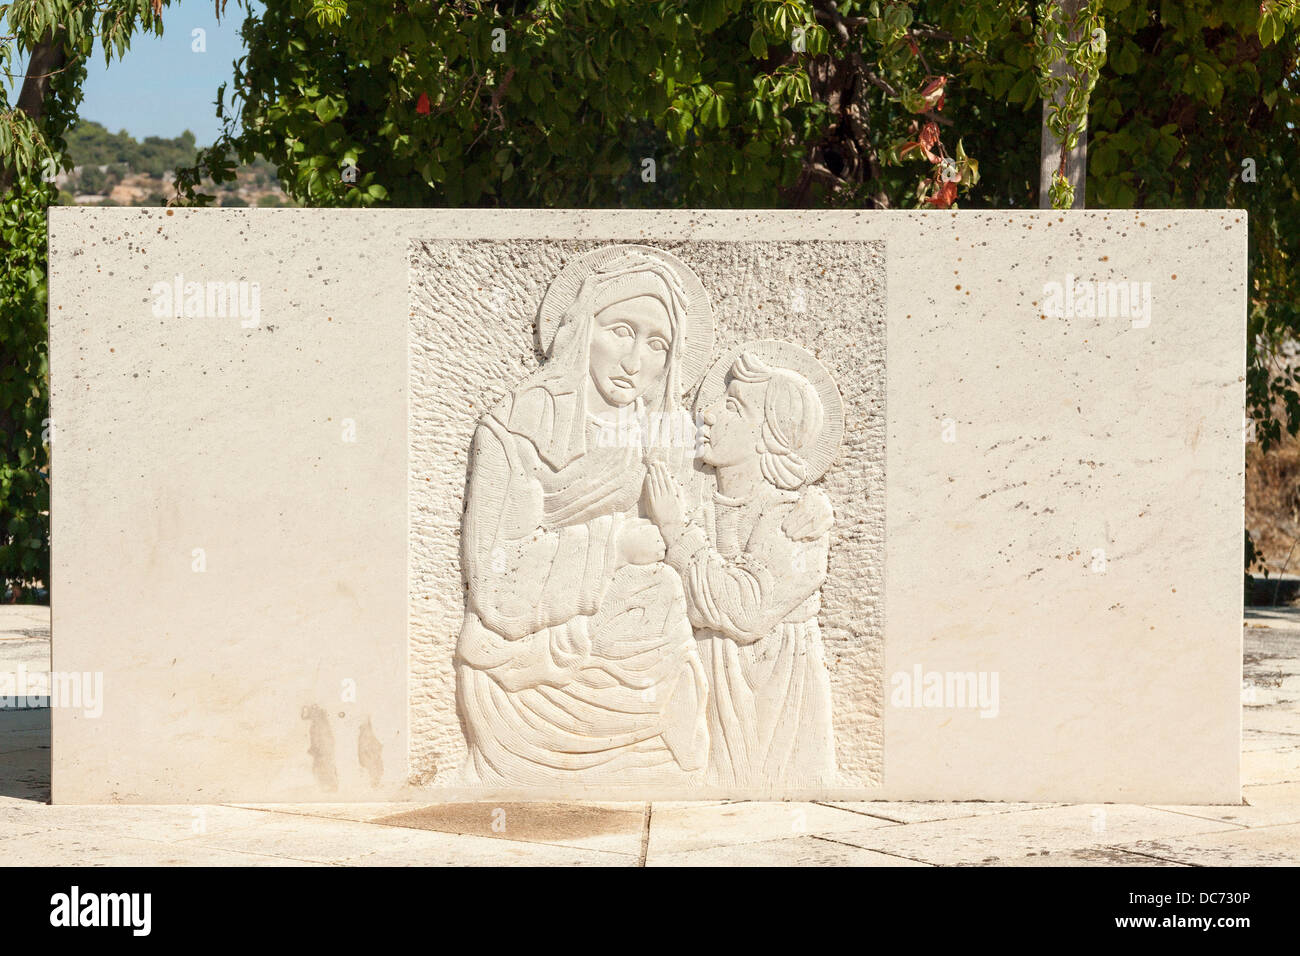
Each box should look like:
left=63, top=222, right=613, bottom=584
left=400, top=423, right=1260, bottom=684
left=698, top=378, right=765, bottom=469
left=588, top=294, right=673, bottom=408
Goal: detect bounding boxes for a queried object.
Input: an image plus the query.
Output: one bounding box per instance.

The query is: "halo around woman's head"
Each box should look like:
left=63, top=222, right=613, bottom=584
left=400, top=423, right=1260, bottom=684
left=694, top=339, right=845, bottom=484
left=537, top=244, right=715, bottom=393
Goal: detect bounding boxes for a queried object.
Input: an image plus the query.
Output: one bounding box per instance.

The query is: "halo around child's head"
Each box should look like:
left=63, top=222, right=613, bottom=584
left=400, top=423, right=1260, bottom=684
left=694, top=338, right=845, bottom=484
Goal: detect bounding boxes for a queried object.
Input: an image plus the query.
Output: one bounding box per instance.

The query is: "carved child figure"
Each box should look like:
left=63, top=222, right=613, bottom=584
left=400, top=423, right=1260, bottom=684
left=645, top=349, right=838, bottom=788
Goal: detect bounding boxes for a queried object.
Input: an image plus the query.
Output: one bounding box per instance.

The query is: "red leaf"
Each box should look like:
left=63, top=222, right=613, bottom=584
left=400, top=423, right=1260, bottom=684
left=917, top=121, right=941, bottom=162
left=925, top=180, right=958, bottom=209
left=416, top=92, right=431, bottom=115
left=920, top=76, right=947, bottom=98
left=919, top=76, right=947, bottom=111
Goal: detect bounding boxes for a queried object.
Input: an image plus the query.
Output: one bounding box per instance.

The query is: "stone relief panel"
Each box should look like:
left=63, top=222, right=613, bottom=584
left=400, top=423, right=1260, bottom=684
left=410, top=239, right=886, bottom=794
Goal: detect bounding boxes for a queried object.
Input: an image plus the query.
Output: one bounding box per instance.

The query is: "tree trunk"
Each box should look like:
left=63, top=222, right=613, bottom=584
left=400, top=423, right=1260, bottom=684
left=0, top=33, right=68, bottom=195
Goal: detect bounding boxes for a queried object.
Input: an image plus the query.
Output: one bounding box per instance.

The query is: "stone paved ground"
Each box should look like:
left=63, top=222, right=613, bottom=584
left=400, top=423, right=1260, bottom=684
left=2, top=606, right=1297, bottom=866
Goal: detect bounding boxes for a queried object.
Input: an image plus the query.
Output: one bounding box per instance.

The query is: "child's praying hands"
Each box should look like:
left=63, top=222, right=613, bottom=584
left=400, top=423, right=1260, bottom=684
left=644, top=459, right=686, bottom=547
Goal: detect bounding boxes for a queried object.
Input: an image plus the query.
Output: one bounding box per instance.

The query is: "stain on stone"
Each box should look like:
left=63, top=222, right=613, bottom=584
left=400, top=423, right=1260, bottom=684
left=301, top=703, right=338, bottom=792
left=373, top=802, right=642, bottom=843
left=358, top=716, right=384, bottom=787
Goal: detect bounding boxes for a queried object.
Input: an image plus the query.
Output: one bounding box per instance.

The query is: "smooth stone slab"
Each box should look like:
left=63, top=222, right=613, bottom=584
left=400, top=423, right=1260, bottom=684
left=819, top=800, right=1060, bottom=825
left=344, top=831, right=635, bottom=867
left=976, top=846, right=1187, bottom=867
left=0, top=606, right=51, bottom=684
left=1113, top=822, right=1300, bottom=866
left=1151, top=800, right=1300, bottom=829
left=0, top=802, right=282, bottom=843
left=647, top=834, right=931, bottom=867
left=1244, top=780, right=1300, bottom=805
left=234, top=801, right=436, bottom=823
left=0, top=605, right=50, bottom=640
left=47, top=208, right=1245, bottom=803
left=818, top=804, right=1242, bottom=866
left=1241, top=748, right=1300, bottom=786
left=172, top=811, right=634, bottom=865
left=0, top=828, right=335, bottom=867
left=645, top=801, right=893, bottom=857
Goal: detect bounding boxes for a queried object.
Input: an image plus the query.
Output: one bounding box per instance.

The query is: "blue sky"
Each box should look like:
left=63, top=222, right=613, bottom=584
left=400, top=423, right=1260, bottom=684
left=77, top=1, right=257, bottom=146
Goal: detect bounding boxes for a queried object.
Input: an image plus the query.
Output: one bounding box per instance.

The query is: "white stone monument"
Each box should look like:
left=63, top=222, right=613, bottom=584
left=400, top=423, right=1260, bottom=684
left=47, top=209, right=1244, bottom=804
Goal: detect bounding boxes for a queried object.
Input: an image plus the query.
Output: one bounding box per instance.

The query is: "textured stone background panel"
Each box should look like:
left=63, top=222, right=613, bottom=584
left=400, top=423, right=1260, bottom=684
left=409, top=239, right=886, bottom=788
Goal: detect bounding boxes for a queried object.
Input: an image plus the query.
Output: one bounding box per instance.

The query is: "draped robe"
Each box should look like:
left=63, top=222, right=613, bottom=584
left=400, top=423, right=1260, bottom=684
left=456, top=396, right=708, bottom=786
left=664, top=484, right=836, bottom=788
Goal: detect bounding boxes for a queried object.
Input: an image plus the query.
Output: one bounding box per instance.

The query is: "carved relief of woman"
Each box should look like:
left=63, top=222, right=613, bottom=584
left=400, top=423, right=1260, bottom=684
left=455, top=246, right=714, bottom=786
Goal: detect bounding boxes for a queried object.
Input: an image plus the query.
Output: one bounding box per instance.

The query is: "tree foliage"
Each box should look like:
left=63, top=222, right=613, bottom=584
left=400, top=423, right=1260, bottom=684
left=65, top=120, right=199, bottom=176
left=1079, top=1, right=1300, bottom=459
left=181, top=0, right=996, bottom=209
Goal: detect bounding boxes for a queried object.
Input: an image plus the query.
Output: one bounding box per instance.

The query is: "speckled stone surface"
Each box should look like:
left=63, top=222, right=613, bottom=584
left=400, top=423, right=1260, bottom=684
left=47, top=208, right=1244, bottom=803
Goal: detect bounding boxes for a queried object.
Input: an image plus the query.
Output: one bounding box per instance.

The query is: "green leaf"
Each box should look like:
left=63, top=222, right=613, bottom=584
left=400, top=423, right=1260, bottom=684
left=315, top=97, right=342, bottom=123
left=674, top=109, right=693, bottom=142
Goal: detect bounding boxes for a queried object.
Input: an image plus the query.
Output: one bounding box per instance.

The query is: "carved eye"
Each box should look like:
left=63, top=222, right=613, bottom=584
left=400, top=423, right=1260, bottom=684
left=647, top=337, right=669, bottom=353
left=726, top=398, right=740, bottom=413
left=610, top=324, right=634, bottom=338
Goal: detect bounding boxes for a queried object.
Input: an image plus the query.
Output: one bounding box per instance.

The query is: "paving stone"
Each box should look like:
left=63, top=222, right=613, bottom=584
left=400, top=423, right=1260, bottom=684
left=822, top=805, right=1242, bottom=867
left=819, top=801, right=1059, bottom=825
left=0, top=606, right=49, bottom=640
left=1114, top=822, right=1300, bottom=866
left=0, top=728, right=50, bottom=756
left=1240, top=729, right=1300, bottom=751
left=1152, top=786, right=1300, bottom=829
left=1242, top=708, right=1300, bottom=736
left=648, top=834, right=930, bottom=867
left=974, top=846, right=1186, bottom=867
left=0, top=639, right=50, bottom=673
left=0, top=818, right=48, bottom=846
left=179, top=809, right=636, bottom=865
left=235, top=802, right=434, bottom=823
left=0, top=803, right=292, bottom=842
left=345, top=829, right=634, bottom=867
left=0, top=707, right=50, bottom=733
left=0, top=747, right=49, bottom=802
left=1243, top=781, right=1300, bottom=806
left=0, top=827, right=329, bottom=866
left=646, top=801, right=893, bottom=857
left=1241, top=748, right=1300, bottom=786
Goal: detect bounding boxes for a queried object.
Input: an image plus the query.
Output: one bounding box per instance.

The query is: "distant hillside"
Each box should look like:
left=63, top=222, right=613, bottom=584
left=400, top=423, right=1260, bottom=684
left=57, top=120, right=293, bottom=208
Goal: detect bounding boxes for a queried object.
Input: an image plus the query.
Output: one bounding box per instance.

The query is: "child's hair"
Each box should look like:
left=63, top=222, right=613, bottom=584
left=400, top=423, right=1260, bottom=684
left=728, top=351, right=825, bottom=490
